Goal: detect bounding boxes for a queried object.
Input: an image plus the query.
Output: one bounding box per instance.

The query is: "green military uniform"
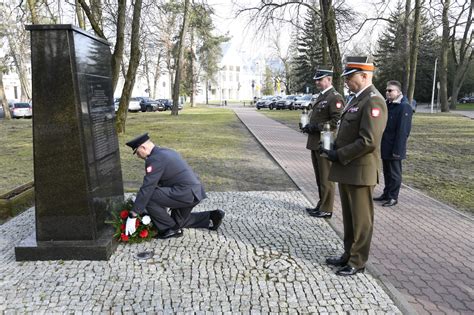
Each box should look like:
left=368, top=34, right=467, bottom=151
left=329, top=84, right=387, bottom=268
left=306, top=87, right=344, bottom=212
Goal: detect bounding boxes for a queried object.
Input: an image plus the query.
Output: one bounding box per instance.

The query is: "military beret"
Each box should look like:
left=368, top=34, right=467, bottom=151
left=126, top=133, right=150, bottom=154
left=341, top=56, right=375, bottom=76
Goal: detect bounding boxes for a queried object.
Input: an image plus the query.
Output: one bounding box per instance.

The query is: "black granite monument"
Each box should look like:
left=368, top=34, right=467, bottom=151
left=15, top=25, right=124, bottom=261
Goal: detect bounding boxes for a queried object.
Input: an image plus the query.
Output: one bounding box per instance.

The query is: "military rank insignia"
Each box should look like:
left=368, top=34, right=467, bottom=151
left=371, top=108, right=381, bottom=117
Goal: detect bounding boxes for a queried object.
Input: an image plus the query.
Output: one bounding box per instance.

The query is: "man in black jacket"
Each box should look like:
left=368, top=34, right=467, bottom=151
left=373, top=80, right=413, bottom=207
left=124, top=133, right=225, bottom=239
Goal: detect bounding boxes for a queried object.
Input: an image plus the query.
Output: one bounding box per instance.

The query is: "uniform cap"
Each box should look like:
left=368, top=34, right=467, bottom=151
left=126, top=133, right=150, bottom=154
left=313, top=66, right=333, bottom=80
left=341, top=56, right=375, bottom=76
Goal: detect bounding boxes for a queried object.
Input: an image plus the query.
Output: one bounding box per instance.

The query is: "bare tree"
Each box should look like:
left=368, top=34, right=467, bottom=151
left=449, top=0, right=473, bottom=109
left=407, top=0, right=423, bottom=103
left=234, top=0, right=347, bottom=94
left=439, top=0, right=451, bottom=112
left=115, top=0, right=143, bottom=133
left=172, top=0, right=190, bottom=115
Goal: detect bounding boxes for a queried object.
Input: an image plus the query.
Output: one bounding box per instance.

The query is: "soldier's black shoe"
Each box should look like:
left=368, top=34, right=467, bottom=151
left=155, top=228, right=183, bottom=239
left=309, top=210, right=332, bottom=218
left=373, top=194, right=388, bottom=201
left=336, top=265, right=365, bottom=276
left=326, top=255, right=349, bottom=267
left=305, top=206, right=320, bottom=213
left=209, top=209, right=225, bottom=231
left=382, top=199, right=398, bottom=207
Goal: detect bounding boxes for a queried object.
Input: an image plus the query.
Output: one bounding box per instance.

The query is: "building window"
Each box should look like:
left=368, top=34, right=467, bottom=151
left=236, top=66, right=240, bottom=72
left=229, top=66, right=234, bottom=71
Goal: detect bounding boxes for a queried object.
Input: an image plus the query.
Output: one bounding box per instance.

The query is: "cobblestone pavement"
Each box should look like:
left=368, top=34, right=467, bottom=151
left=234, top=108, right=474, bottom=315
left=0, top=192, right=401, bottom=313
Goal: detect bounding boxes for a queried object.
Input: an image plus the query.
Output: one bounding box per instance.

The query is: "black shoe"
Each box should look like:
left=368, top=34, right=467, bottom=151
left=373, top=194, right=388, bottom=201
left=336, top=265, right=365, bottom=276
left=326, top=255, right=349, bottom=267
left=305, top=206, right=320, bottom=213
left=382, top=199, right=398, bottom=207
left=309, top=210, right=332, bottom=218
left=155, top=228, right=183, bottom=239
left=209, top=209, right=225, bottom=231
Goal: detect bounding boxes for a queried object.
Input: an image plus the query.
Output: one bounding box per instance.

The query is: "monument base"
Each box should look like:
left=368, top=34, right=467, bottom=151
left=15, top=227, right=118, bottom=261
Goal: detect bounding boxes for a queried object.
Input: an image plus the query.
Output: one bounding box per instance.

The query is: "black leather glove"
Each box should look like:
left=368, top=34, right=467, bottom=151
left=304, top=123, right=318, bottom=134
left=319, top=145, right=338, bottom=162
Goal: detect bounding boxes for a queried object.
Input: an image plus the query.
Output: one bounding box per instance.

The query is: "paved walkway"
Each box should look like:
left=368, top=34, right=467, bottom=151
left=0, top=192, right=401, bottom=313
left=234, top=107, right=474, bottom=315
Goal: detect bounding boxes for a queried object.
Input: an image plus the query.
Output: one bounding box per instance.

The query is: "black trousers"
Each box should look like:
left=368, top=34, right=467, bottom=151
left=145, top=188, right=211, bottom=232
left=382, top=159, right=402, bottom=200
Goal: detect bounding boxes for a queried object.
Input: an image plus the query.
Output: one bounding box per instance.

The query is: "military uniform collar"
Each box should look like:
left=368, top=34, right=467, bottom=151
left=321, top=86, right=334, bottom=95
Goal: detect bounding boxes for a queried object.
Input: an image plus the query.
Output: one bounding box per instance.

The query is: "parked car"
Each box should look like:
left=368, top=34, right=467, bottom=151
left=293, top=94, right=314, bottom=110
left=140, top=98, right=164, bottom=112
left=458, top=96, right=474, bottom=104
left=157, top=99, right=183, bottom=111
left=9, top=102, right=32, bottom=118
left=275, top=95, right=297, bottom=110
left=128, top=97, right=142, bottom=112
left=255, top=96, right=281, bottom=110
left=114, top=98, right=120, bottom=112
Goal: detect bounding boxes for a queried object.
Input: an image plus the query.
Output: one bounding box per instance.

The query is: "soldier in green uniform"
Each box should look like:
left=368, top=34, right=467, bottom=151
left=320, top=57, right=388, bottom=276
left=301, top=67, right=344, bottom=218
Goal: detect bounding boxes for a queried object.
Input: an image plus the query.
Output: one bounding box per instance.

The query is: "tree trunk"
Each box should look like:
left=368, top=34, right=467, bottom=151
left=152, top=52, right=162, bottom=99
left=449, top=1, right=473, bottom=110
left=439, top=0, right=450, bottom=112
left=7, top=33, right=31, bottom=101
left=144, top=50, right=151, bottom=98
left=172, top=0, right=190, bottom=116
left=111, top=0, right=126, bottom=93
left=320, top=0, right=343, bottom=94
left=0, top=72, right=12, bottom=120
left=115, top=0, right=143, bottom=134
left=190, top=28, right=196, bottom=108
left=27, top=0, right=39, bottom=24
left=319, top=0, right=329, bottom=66
left=407, top=0, right=422, bottom=103
left=75, top=0, right=86, bottom=29
left=402, top=0, right=411, bottom=95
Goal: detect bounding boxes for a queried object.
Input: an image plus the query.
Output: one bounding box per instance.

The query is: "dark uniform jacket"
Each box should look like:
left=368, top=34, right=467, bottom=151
left=132, top=147, right=207, bottom=214
left=381, top=96, right=412, bottom=160
left=306, top=87, right=344, bottom=150
left=329, top=85, right=388, bottom=186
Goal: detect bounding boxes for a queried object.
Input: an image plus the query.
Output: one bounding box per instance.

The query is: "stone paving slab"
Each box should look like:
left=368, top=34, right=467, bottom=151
left=233, top=107, right=474, bottom=315
left=0, top=192, right=400, bottom=314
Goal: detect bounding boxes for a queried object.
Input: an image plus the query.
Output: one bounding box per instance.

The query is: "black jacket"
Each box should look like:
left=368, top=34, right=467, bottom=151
left=381, top=96, right=413, bottom=160
left=132, top=146, right=206, bottom=214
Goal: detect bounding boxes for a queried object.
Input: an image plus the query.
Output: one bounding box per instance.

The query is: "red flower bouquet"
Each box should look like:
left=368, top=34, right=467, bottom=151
left=107, top=198, right=157, bottom=243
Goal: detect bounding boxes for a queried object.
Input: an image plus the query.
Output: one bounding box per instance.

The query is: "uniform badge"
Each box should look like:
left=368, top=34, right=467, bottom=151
left=371, top=108, right=381, bottom=117
left=146, top=166, right=153, bottom=173
left=348, top=107, right=359, bottom=113
left=336, top=102, right=342, bottom=109
left=370, top=92, right=377, bottom=97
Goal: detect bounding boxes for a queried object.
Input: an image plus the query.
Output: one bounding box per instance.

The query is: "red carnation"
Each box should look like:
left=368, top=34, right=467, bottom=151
left=120, top=233, right=129, bottom=242
left=120, top=224, right=125, bottom=231
left=139, top=229, right=149, bottom=238
left=135, top=219, right=140, bottom=227
left=120, top=210, right=129, bottom=219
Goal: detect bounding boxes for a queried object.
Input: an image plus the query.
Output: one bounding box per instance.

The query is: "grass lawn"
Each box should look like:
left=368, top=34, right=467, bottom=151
left=0, top=107, right=296, bottom=196
left=454, top=103, right=474, bottom=110
left=261, top=109, right=474, bottom=213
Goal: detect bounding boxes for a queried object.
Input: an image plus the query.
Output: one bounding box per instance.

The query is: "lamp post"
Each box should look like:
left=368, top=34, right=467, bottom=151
left=430, top=58, right=438, bottom=114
